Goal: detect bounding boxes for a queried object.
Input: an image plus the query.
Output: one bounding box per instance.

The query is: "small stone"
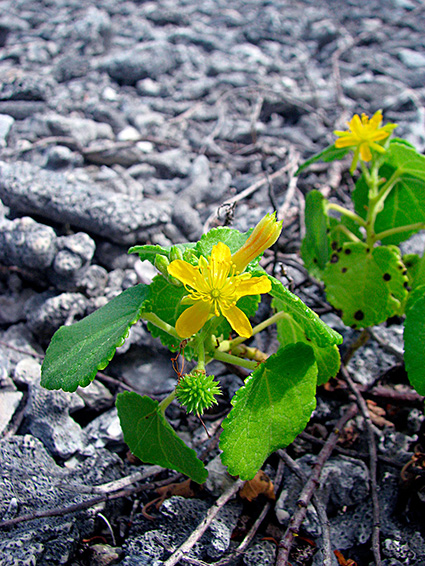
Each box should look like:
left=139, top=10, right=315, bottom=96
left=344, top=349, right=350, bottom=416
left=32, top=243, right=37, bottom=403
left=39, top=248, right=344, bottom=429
left=0, top=391, right=23, bottom=435
left=77, top=380, right=114, bottom=411
left=0, top=113, right=14, bottom=147
left=13, top=357, right=41, bottom=387
left=117, top=126, right=141, bottom=142
left=398, top=48, right=425, bottom=69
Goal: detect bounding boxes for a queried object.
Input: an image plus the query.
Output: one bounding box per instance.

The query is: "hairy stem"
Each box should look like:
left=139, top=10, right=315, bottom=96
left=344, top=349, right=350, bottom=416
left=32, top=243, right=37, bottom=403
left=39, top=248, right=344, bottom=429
left=373, top=222, right=425, bottom=244
left=158, top=390, right=177, bottom=414
left=142, top=312, right=180, bottom=339
left=213, top=350, right=258, bottom=371
left=326, top=202, right=367, bottom=228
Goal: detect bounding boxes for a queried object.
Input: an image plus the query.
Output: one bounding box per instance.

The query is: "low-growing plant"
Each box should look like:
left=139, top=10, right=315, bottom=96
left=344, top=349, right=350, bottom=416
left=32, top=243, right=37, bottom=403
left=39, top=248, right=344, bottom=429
left=298, top=110, right=425, bottom=396
left=41, top=213, right=342, bottom=483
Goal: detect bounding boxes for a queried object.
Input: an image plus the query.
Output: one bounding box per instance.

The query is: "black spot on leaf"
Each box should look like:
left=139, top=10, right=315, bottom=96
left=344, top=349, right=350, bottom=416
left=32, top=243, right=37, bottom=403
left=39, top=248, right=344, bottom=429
left=330, top=253, right=339, bottom=263
left=383, top=273, right=391, bottom=281
left=354, top=310, right=364, bottom=321
left=344, top=248, right=352, bottom=255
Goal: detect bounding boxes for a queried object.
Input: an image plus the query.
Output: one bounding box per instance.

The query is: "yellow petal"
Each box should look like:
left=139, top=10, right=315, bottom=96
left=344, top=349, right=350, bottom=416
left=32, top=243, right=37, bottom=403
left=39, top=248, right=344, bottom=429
left=222, top=305, right=252, bottom=338
left=335, top=136, right=358, bottom=148
left=232, top=213, right=282, bottom=273
left=348, top=114, right=362, bottom=137
left=359, top=142, right=372, bottom=162
left=370, top=130, right=389, bottom=142
left=168, top=260, right=202, bottom=289
left=235, top=275, right=271, bottom=299
left=369, top=110, right=383, bottom=129
left=175, top=301, right=212, bottom=338
left=211, top=241, right=232, bottom=263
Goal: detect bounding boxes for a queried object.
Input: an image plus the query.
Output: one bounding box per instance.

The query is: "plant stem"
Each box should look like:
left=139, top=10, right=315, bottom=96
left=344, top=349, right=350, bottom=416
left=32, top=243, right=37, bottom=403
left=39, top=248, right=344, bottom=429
left=142, top=312, right=180, bottom=339
left=331, top=223, right=362, bottom=243
left=373, top=222, right=425, bottom=244
left=213, top=350, right=257, bottom=371
left=226, top=311, right=287, bottom=350
left=326, top=202, right=367, bottom=228
left=159, top=390, right=177, bottom=414
left=365, top=169, right=401, bottom=248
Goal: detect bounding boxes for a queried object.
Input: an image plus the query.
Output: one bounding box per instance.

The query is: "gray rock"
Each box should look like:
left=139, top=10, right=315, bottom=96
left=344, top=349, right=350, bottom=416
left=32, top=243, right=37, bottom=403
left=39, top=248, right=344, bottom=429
left=73, top=6, right=112, bottom=55
left=138, top=149, right=192, bottom=179
left=13, top=357, right=42, bottom=387
left=243, top=539, right=276, bottom=566
left=0, top=288, right=35, bottom=324
left=0, top=390, right=22, bottom=435
left=45, top=145, right=84, bottom=169
left=103, top=42, right=179, bottom=85
left=76, top=264, right=109, bottom=297
left=0, top=100, right=45, bottom=119
left=49, top=232, right=96, bottom=290
left=24, top=375, right=85, bottom=458
left=171, top=199, right=203, bottom=241
left=0, top=435, right=123, bottom=564
left=398, top=48, right=425, bottom=69
left=44, top=113, right=113, bottom=147
left=0, top=216, right=57, bottom=271
left=76, top=380, right=114, bottom=412
left=0, top=323, right=44, bottom=369
left=25, top=291, right=88, bottom=340
left=53, top=53, right=91, bottom=83
left=180, top=154, right=211, bottom=205
left=83, top=407, right=123, bottom=450
left=0, top=71, right=53, bottom=102
left=0, top=161, right=170, bottom=244
left=0, top=113, right=14, bottom=147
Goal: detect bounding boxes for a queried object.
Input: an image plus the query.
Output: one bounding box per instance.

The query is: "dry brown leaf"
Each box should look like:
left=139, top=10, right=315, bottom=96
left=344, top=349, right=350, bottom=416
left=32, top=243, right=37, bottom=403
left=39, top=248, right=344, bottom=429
left=366, top=399, right=394, bottom=428
left=239, top=470, right=275, bottom=502
left=142, top=478, right=196, bottom=519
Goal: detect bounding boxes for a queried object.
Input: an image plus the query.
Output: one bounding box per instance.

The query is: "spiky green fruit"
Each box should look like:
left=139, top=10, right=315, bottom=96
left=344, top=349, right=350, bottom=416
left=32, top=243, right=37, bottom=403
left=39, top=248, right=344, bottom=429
left=176, top=371, right=222, bottom=415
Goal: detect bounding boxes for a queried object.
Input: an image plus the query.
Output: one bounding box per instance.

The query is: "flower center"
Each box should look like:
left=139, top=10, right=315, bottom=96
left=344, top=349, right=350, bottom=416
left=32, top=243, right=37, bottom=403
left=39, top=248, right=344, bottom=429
left=211, top=289, right=221, bottom=299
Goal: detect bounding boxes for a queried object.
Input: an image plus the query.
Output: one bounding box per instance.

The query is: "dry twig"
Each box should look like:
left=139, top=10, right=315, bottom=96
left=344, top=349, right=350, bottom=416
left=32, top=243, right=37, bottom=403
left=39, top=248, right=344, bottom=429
left=275, top=403, right=358, bottom=565
left=340, top=364, right=382, bottom=566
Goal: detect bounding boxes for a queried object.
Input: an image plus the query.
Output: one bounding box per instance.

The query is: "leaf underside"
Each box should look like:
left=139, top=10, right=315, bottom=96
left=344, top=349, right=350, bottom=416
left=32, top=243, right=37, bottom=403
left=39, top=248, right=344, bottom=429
left=273, top=303, right=341, bottom=386
left=116, top=392, right=208, bottom=484
left=269, top=276, right=342, bottom=347
left=404, top=285, right=425, bottom=396
left=41, top=284, right=149, bottom=392
left=220, top=343, right=317, bottom=480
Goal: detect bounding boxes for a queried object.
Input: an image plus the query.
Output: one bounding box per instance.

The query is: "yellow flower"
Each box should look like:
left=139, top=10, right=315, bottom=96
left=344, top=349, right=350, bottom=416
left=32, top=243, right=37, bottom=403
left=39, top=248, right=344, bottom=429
left=334, top=110, right=396, bottom=173
left=231, top=213, right=283, bottom=273
left=168, top=241, right=271, bottom=338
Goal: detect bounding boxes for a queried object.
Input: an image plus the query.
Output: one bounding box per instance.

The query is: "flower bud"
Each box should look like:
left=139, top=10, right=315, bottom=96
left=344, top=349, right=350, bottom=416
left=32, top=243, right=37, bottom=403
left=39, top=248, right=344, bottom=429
left=231, top=213, right=283, bottom=272
left=170, top=245, right=183, bottom=262
left=154, top=254, right=170, bottom=276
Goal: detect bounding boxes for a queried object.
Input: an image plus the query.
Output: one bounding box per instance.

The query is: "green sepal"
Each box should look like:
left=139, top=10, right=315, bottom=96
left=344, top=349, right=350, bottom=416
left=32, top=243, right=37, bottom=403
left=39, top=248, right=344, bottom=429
left=323, top=243, right=408, bottom=328
left=404, top=285, right=425, bottom=396
left=220, top=343, right=317, bottom=480
left=128, top=242, right=197, bottom=265
left=268, top=275, right=342, bottom=347
left=295, top=144, right=350, bottom=176
left=272, top=305, right=340, bottom=386
left=41, top=285, right=150, bottom=392
left=116, top=392, right=208, bottom=484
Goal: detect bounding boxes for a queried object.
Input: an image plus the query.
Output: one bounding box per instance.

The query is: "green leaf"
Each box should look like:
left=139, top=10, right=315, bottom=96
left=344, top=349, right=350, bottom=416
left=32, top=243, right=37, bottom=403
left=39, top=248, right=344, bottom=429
left=403, top=254, right=420, bottom=287
left=301, top=190, right=330, bottom=279
left=296, top=144, right=350, bottom=176
left=272, top=306, right=340, bottom=386
left=41, top=285, right=149, bottom=392
left=353, top=155, right=425, bottom=246
left=116, top=392, right=208, bottom=484
left=386, top=141, right=425, bottom=182
left=268, top=276, right=342, bottom=347
left=196, top=227, right=251, bottom=257
left=404, top=285, right=425, bottom=396
left=220, top=343, right=317, bottom=480
left=323, top=243, right=408, bottom=328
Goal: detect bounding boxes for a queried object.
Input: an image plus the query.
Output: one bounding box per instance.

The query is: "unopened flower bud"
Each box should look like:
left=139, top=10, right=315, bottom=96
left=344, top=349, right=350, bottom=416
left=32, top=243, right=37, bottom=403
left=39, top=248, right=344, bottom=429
left=170, top=246, right=183, bottom=262
left=154, top=254, right=170, bottom=276
left=231, top=213, right=283, bottom=272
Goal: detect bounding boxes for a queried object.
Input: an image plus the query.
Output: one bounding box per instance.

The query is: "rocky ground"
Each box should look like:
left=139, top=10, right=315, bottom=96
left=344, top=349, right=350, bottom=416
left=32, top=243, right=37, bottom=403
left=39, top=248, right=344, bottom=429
left=1, top=0, right=425, bottom=564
